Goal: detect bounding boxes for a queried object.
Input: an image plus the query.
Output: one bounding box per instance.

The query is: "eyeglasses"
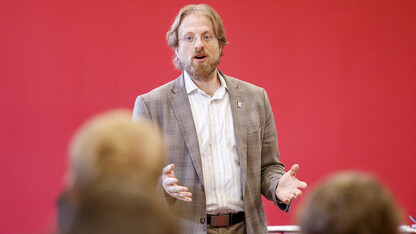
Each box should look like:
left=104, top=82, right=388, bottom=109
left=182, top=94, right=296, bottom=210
left=179, top=34, right=217, bottom=44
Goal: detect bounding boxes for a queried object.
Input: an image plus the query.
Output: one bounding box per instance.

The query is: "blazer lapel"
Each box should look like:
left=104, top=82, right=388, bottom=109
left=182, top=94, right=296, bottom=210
left=222, top=72, right=248, bottom=197
left=168, top=74, right=204, bottom=184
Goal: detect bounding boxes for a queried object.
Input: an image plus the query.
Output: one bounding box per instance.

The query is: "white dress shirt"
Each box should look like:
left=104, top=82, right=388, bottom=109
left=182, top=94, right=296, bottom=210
left=184, top=70, right=243, bottom=214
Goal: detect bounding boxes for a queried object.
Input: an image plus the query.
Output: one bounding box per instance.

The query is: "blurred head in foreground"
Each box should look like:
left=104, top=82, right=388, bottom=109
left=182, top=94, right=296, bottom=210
left=298, top=172, right=402, bottom=234
left=61, top=109, right=177, bottom=234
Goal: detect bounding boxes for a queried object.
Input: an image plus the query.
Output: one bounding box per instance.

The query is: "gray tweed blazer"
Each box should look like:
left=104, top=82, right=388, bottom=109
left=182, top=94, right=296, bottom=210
left=133, top=71, right=288, bottom=234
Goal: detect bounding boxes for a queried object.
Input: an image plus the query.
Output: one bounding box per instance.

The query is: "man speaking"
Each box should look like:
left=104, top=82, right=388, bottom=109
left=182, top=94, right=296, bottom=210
left=133, top=4, right=307, bottom=234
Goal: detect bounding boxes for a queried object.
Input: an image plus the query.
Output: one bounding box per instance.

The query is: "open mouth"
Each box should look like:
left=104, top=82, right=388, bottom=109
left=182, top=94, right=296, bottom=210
left=193, top=54, right=207, bottom=63
left=194, top=55, right=206, bottom=59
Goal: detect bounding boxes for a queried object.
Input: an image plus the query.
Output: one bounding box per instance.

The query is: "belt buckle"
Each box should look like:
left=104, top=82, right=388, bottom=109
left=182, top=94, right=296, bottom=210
left=210, top=214, right=230, bottom=227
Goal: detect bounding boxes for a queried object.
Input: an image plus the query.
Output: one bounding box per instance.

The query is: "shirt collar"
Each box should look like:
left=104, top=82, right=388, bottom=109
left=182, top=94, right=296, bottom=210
left=184, top=70, right=228, bottom=95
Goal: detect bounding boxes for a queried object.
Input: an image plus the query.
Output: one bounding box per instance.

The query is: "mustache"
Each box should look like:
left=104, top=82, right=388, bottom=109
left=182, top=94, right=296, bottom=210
left=193, top=51, right=208, bottom=57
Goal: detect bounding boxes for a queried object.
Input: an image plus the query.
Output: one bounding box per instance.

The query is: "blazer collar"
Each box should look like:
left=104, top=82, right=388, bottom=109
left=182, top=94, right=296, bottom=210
left=168, top=73, right=204, bottom=184
left=220, top=71, right=248, bottom=196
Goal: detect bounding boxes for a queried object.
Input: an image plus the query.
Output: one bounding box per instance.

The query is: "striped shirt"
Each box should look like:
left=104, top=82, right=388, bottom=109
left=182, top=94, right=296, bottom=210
left=184, top=70, right=244, bottom=214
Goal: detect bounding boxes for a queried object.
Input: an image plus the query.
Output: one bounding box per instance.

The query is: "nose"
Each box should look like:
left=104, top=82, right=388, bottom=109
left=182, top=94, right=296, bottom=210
left=194, top=37, right=204, bottom=51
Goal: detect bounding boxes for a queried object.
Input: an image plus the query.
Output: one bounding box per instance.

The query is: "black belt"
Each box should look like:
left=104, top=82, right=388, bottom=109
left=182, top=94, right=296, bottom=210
left=207, top=212, right=245, bottom=227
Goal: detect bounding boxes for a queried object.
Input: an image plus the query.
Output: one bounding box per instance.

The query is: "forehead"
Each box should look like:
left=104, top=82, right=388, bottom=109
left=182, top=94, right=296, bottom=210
left=178, top=13, right=214, bottom=35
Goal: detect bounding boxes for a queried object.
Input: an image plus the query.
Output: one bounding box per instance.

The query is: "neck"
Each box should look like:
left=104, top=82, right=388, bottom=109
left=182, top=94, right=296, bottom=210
left=189, top=70, right=221, bottom=97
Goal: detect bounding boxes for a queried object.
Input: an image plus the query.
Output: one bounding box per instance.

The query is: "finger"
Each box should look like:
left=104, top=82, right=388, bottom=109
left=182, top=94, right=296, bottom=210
left=171, top=192, right=192, bottom=198
left=177, top=197, right=192, bottom=202
left=289, top=164, right=299, bottom=176
left=283, top=198, right=291, bottom=204
left=298, top=181, right=307, bottom=189
left=291, top=194, right=297, bottom=201
left=295, top=189, right=302, bottom=198
left=163, top=178, right=178, bottom=186
left=168, top=185, right=189, bottom=194
left=162, top=164, right=174, bottom=174
left=170, top=192, right=192, bottom=202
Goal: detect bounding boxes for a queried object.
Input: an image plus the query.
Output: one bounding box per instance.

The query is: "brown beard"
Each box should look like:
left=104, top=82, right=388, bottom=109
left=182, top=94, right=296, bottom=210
left=180, top=54, right=221, bottom=80
left=190, top=59, right=220, bottom=79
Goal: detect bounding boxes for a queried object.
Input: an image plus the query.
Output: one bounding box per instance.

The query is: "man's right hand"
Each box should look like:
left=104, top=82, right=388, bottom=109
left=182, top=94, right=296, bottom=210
left=162, top=164, right=192, bottom=202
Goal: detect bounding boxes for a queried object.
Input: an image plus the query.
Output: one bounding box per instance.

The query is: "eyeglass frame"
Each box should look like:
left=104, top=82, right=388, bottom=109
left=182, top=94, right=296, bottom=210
left=178, top=33, right=218, bottom=44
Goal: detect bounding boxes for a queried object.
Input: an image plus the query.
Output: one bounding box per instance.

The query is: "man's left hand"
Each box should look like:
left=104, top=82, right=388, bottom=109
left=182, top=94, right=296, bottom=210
left=276, top=164, right=307, bottom=204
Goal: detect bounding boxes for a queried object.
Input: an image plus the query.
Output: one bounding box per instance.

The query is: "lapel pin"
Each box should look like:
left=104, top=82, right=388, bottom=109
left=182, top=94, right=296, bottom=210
left=237, top=101, right=242, bottom=108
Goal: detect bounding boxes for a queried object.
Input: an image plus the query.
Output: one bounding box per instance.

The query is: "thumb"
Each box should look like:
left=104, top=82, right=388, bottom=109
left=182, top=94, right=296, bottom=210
left=163, top=163, right=175, bottom=175
left=289, top=164, right=299, bottom=176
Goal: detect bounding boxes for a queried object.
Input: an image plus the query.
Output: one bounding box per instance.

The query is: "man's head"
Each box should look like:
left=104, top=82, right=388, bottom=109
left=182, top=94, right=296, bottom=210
left=61, top=110, right=178, bottom=234
left=298, top=172, right=402, bottom=234
left=68, top=109, right=164, bottom=193
left=166, top=4, right=228, bottom=79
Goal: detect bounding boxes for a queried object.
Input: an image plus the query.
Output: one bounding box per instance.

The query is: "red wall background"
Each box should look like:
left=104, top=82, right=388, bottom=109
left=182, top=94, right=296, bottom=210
left=1, top=0, right=415, bottom=233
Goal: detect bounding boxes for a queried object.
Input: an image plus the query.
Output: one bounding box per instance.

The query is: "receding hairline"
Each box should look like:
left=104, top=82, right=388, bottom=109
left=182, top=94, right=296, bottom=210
left=166, top=4, right=227, bottom=48
left=177, top=13, right=216, bottom=35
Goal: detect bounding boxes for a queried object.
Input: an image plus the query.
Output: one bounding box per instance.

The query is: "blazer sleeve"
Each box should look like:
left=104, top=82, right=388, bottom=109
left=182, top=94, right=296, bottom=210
left=260, top=90, right=290, bottom=212
left=132, top=94, right=177, bottom=204
left=132, top=95, right=151, bottom=122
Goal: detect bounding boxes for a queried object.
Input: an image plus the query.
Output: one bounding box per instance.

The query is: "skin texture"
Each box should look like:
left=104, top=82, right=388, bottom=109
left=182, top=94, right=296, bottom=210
left=175, top=13, right=222, bottom=96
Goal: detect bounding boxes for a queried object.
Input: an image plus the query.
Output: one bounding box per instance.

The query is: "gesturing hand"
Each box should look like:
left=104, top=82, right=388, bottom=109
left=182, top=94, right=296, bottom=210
left=276, top=164, right=307, bottom=204
left=162, top=164, right=192, bottom=202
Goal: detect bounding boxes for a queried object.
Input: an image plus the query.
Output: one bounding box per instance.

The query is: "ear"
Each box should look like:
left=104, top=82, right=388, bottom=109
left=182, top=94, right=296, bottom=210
left=174, top=47, right=179, bottom=57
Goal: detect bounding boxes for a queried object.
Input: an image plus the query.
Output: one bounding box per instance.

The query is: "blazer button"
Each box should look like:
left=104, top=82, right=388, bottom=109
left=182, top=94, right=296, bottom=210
left=200, top=217, right=205, bottom=224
